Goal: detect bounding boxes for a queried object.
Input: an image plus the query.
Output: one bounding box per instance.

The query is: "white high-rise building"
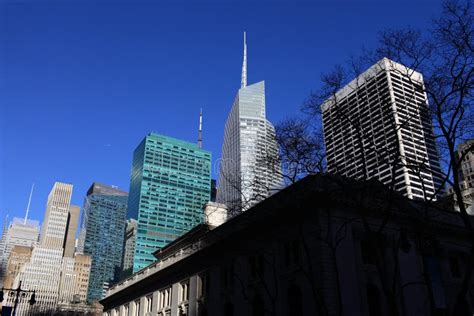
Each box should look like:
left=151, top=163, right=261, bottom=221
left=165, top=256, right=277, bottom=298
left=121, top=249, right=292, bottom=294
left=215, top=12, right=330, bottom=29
left=217, top=33, right=282, bottom=214
left=321, top=58, right=444, bottom=200
left=0, top=218, right=39, bottom=287
left=6, top=182, right=91, bottom=315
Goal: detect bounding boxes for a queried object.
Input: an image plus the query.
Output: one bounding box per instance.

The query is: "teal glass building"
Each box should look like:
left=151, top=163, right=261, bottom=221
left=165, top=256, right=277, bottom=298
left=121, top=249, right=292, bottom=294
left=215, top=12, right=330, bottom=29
left=77, top=183, right=128, bottom=302
left=127, top=133, right=211, bottom=272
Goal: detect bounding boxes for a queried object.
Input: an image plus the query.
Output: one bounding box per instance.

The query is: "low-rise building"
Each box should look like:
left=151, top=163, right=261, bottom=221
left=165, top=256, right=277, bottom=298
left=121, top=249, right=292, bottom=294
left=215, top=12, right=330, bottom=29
left=3, top=245, right=32, bottom=289
left=101, top=175, right=474, bottom=316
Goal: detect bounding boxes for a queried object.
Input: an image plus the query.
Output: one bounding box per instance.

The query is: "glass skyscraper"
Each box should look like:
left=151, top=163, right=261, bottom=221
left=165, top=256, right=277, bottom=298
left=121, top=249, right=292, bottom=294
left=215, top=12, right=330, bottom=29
left=217, top=33, right=282, bottom=214
left=127, top=133, right=211, bottom=272
left=77, top=183, right=128, bottom=302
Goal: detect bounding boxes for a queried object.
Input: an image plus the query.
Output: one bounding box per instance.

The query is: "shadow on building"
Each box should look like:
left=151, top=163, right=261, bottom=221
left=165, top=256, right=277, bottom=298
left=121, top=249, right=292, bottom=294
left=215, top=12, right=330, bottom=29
left=101, top=174, right=474, bottom=316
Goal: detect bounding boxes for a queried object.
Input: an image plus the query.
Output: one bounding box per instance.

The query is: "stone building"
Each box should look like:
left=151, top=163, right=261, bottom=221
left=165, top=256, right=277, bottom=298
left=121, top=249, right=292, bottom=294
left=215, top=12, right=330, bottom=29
left=3, top=245, right=32, bottom=289
left=101, top=175, right=474, bottom=316
left=448, top=139, right=474, bottom=215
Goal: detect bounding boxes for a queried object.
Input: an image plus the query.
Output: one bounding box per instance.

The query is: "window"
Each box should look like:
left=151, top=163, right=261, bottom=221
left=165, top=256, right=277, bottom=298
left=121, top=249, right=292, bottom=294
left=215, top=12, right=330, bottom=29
left=145, top=295, right=153, bottom=313
left=423, top=256, right=447, bottom=310
left=448, top=256, right=462, bottom=279
left=284, top=240, right=301, bottom=267
left=249, top=255, right=264, bottom=279
left=159, top=287, right=172, bottom=310
left=134, top=300, right=140, bottom=316
left=180, top=280, right=190, bottom=302
left=221, top=262, right=235, bottom=288
left=360, top=240, right=376, bottom=265
left=198, top=272, right=210, bottom=297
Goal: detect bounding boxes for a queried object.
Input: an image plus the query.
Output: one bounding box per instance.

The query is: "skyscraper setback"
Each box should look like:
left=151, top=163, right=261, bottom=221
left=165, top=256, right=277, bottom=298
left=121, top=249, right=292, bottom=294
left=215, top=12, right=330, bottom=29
left=321, top=58, right=444, bottom=200
left=217, top=33, right=282, bottom=213
left=77, top=182, right=128, bottom=302
left=127, top=133, right=211, bottom=272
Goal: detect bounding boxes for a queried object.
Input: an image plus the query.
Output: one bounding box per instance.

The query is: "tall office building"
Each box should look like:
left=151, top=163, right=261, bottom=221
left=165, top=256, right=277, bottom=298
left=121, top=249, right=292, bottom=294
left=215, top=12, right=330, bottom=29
left=7, top=182, right=92, bottom=314
left=0, top=218, right=39, bottom=287
left=217, top=33, right=282, bottom=213
left=321, top=58, right=444, bottom=200
left=450, top=139, right=474, bottom=214
left=457, top=139, right=474, bottom=189
left=121, top=218, right=137, bottom=275
left=77, top=183, right=128, bottom=302
left=127, top=133, right=211, bottom=272
left=0, top=217, right=8, bottom=273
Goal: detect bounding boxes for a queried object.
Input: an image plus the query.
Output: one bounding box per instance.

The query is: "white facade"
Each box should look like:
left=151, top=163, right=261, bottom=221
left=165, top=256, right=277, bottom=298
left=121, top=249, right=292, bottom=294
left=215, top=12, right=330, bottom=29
left=217, top=34, right=282, bottom=213
left=40, top=182, right=73, bottom=249
left=5, top=182, right=92, bottom=315
left=321, top=58, right=445, bottom=200
left=0, top=218, right=39, bottom=287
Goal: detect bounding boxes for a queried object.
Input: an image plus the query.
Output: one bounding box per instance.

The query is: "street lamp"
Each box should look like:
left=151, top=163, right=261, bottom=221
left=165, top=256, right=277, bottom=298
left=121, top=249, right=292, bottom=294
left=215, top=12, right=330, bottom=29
left=1, top=281, right=36, bottom=315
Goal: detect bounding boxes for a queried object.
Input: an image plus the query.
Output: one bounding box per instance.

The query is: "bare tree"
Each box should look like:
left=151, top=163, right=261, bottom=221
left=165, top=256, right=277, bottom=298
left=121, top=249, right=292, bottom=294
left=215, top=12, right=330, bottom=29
left=373, top=1, right=474, bottom=313
left=263, top=1, right=473, bottom=315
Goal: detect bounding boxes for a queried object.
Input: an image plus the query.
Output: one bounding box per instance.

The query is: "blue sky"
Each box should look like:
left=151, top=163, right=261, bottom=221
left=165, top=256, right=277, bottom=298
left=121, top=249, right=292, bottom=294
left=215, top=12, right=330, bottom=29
left=0, top=0, right=443, bottom=229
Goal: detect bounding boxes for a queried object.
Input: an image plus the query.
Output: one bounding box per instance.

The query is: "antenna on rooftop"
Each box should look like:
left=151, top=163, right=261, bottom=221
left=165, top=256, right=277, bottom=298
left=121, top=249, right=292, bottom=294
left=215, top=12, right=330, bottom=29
left=198, top=108, right=203, bottom=149
left=241, top=31, right=247, bottom=88
left=24, top=183, right=34, bottom=224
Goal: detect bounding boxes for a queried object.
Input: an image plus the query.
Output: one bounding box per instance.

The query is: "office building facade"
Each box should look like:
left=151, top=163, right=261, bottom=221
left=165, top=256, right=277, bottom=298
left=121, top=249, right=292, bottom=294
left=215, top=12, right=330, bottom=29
left=449, top=139, right=474, bottom=214
left=0, top=218, right=39, bottom=287
left=217, top=33, right=282, bottom=213
left=77, top=183, right=128, bottom=302
left=321, top=58, right=444, bottom=200
left=3, top=245, right=32, bottom=289
left=6, top=182, right=92, bottom=315
left=122, top=218, right=137, bottom=275
left=127, top=133, right=211, bottom=272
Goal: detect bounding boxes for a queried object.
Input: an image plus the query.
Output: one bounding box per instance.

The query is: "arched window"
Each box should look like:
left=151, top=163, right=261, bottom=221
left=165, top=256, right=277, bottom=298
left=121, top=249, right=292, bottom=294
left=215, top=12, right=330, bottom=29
left=288, top=284, right=303, bottom=315
left=252, top=294, right=265, bottom=316
left=366, top=283, right=382, bottom=316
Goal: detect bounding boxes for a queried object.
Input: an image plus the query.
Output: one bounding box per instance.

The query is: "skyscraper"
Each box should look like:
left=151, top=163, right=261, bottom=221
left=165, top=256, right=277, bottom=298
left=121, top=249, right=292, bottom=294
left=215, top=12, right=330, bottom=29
left=449, top=139, right=474, bottom=214
left=457, top=139, right=474, bottom=189
left=0, top=186, right=40, bottom=287
left=77, top=183, right=128, bottom=302
left=0, top=219, right=39, bottom=287
left=127, top=133, right=211, bottom=272
left=217, top=33, right=282, bottom=213
left=8, top=182, right=91, bottom=314
left=121, top=218, right=137, bottom=275
left=321, top=58, right=444, bottom=200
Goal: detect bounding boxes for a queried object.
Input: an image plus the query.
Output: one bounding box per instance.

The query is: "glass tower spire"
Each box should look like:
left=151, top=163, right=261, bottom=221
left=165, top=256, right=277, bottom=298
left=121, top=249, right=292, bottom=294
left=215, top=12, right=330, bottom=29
left=217, top=33, right=282, bottom=214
